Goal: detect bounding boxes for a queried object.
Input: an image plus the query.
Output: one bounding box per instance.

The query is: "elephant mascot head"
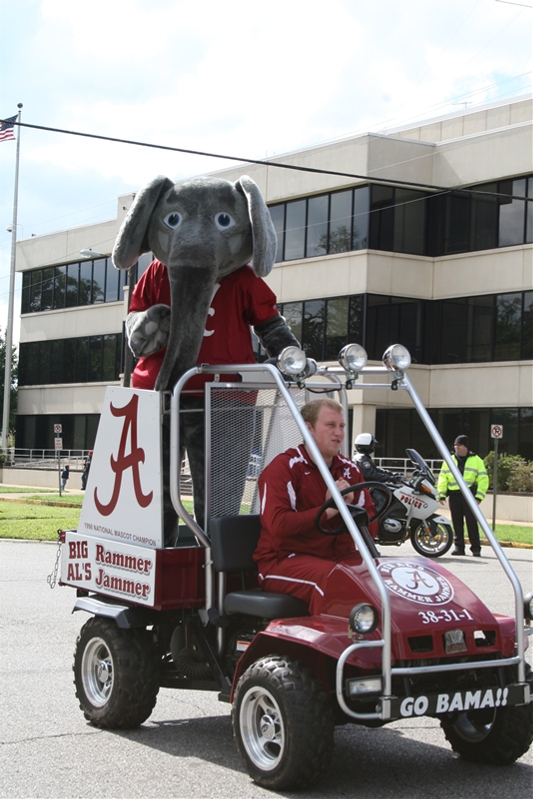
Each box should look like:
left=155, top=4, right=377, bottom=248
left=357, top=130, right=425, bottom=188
left=112, top=175, right=277, bottom=391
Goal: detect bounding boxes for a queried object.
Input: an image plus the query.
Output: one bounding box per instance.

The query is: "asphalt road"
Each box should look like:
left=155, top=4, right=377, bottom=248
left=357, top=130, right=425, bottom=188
left=0, top=539, right=532, bottom=800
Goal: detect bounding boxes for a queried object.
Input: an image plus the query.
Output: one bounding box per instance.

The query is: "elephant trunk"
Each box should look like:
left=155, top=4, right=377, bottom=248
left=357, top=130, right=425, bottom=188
left=154, top=264, right=217, bottom=391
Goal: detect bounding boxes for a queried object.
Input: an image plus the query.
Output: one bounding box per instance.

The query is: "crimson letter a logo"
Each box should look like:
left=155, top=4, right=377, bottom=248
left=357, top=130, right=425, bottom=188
left=94, top=394, right=153, bottom=516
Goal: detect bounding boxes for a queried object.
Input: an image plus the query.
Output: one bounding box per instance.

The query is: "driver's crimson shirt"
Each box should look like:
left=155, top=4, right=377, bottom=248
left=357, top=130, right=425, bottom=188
left=129, top=260, right=278, bottom=392
left=254, top=445, right=377, bottom=574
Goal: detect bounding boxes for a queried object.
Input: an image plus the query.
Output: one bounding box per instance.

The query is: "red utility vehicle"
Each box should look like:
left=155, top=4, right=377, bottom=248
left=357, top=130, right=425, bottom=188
left=55, top=344, right=533, bottom=790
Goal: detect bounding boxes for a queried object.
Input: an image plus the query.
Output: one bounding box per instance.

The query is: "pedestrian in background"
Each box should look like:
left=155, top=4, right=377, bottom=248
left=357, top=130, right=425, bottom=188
left=61, top=465, right=70, bottom=491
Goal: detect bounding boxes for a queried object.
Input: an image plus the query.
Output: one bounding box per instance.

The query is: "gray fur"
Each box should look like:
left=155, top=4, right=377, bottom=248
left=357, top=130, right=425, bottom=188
left=112, top=175, right=278, bottom=391
left=254, top=313, right=300, bottom=357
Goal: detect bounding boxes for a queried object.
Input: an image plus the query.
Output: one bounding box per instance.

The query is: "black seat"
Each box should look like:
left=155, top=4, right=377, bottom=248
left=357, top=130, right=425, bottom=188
left=210, top=515, right=309, bottom=619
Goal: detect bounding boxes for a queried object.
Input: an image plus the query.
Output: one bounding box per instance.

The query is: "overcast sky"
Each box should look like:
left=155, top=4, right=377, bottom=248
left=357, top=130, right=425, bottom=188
left=0, top=0, right=531, bottom=344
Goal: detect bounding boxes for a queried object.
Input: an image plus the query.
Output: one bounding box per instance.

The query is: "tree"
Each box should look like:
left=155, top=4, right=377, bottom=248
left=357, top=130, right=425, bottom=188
left=0, top=326, right=18, bottom=441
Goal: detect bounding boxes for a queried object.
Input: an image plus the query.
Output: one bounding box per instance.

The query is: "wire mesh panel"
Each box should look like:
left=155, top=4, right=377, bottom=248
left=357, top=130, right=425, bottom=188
left=206, top=384, right=307, bottom=520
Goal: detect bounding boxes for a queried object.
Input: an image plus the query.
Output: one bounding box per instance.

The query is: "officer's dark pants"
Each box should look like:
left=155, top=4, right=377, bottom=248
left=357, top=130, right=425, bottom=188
left=448, top=491, right=481, bottom=552
left=162, top=395, right=256, bottom=544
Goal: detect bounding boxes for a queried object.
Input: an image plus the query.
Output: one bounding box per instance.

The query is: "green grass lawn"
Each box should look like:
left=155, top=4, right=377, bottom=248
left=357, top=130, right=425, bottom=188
left=0, top=486, right=55, bottom=494
left=0, top=497, right=530, bottom=545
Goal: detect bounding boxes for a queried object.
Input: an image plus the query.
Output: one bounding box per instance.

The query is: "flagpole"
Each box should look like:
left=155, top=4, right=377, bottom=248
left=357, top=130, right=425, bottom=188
left=1, top=103, right=23, bottom=452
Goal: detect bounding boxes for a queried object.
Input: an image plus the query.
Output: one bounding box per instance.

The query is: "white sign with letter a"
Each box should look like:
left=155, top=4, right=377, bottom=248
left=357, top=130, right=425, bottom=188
left=78, top=387, right=163, bottom=549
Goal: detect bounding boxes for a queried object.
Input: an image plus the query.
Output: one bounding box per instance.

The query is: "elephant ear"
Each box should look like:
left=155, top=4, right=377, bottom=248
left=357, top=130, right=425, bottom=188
left=236, top=176, right=277, bottom=277
left=112, top=176, right=174, bottom=270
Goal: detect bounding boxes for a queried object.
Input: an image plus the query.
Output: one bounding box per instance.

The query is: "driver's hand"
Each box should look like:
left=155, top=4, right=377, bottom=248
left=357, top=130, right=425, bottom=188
left=324, top=479, right=354, bottom=518
left=439, top=498, right=446, bottom=506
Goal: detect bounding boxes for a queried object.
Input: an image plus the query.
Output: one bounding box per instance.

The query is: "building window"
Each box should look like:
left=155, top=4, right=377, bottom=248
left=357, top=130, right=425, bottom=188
left=20, top=256, right=143, bottom=315
left=267, top=175, right=532, bottom=264
left=18, top=333, right=123, bottom=386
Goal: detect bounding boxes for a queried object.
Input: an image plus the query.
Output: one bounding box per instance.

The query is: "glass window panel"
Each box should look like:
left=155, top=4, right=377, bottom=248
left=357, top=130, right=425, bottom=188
left=89, top=336, right=103, bottom=381
left=116, top=332, right=123, bottom=379
left=393, top=189, right=426, bottom=255
left=528, top=177, right=533, bottom=197
left=329, top=190, right=353, bottom=254
left=26, top=341, right=40, bottom=385
left=522, top=291, right=533, bottom=360
left=29, top=273, right=42, bottom=312
left=512, top=178, right=527, bottom=197
left=78, top=262, right=92, bottom=306
left=73, top=415, right=87, bottom=450
left=41, top=267, right=54, bottom=311
left=325, top=297, right=348, bottom=360
left=471, top=185, right=498, bottom=251
left=440, top=299, right=467, bottom=363
left=365, top=295, right=390, bottom=360
left=384, top=409, right=411, bottom=457
left=92, top=259, right=106, bottom=304
left=76, top=338, right=89, bottom=383
left=498, top=180, right=525, bottom=246
left=17, top=343, right=28, bottom=386
left=443, top=193, right=470, bottom=254
left=302, top=299, right=325, bottom=361
left=284, top=200, right=306, bottom=261
left=50, top=340, right=63, bottom=383
left=269, top=204, right=285, bottom=263
left=370, top=186, right=394, bottom=252
left=21, top=272, right=31, bottom=314
left=348, top=295, right=364, bottom=344
left=66, top=263, right=79, bottom=307
left=53, top=266, right=66, bottom=309
left=306, top=195, right=328, bottom=258
left=281, top=301, right=303, bottom=345
left=39, top=341, right=51, bottom=384
left=63, top=339, right=76, bottom=383
left=467, top=296, right=493, bottom=362
left=392, top=297, right=422, bottom=363
left=519, top=407, right=533, bottom=462
left=494, top=292, right=521, bottom=360
left=353, top=186, right=370, bottom=250
left=436, top=409, right=464, bottom=451
left=105, top=261, right=119, bottom=303
left=526, top=201, right=533, bottom=244
left=102, top=334, right=117, bottom=381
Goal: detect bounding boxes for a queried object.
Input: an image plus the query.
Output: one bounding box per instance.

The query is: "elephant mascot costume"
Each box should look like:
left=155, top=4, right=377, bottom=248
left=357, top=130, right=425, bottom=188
left=112, top=174, right=301, bottom=543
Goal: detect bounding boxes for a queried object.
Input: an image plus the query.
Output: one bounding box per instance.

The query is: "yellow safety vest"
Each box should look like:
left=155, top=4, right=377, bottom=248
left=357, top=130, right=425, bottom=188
left=437, top=454, right=488, bottom=501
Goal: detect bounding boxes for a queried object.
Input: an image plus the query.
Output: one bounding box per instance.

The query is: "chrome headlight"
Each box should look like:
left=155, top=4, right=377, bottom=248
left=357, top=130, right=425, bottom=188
left=349, top=603, right=379, bottom=635
left=338, top=343, right=367, bottom=373
left=277, top=346, right=306, bottom=376
left=383, top=344, right=411, bottom=372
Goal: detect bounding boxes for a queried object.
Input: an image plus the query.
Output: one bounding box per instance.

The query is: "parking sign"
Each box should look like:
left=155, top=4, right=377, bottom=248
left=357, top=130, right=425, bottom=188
left=491, top=425, right=503, bottom=439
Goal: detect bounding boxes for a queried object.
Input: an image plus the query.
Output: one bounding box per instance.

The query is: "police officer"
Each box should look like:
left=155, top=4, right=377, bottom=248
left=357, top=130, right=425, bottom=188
left=353, top=433, right=404, bottom=484
left=437, top=435, right=488, bottom=556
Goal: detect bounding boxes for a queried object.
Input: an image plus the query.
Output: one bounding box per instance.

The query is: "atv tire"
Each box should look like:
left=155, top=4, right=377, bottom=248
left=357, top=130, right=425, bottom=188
left=73, top=617, right=159, bottom=729
left=441, top=702, right=533, bottom=765
left=232, top=655, right=334, bottom=790
left=410, top=518, right=453, bottom=558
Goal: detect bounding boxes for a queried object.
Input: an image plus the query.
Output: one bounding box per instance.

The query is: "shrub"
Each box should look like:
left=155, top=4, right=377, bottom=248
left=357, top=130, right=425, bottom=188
left=484, top=451, right=532, bottom=492
left=507, top=461, right=533, bottom=493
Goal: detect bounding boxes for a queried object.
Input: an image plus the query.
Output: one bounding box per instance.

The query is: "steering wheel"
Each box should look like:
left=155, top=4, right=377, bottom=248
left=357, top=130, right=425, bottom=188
left=314, top=481, right=394, bottom=535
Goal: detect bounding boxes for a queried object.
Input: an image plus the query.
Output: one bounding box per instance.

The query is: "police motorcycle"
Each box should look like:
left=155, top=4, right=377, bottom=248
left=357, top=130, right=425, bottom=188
left=358, top=442, right=454, bottom=558
left=54, top=343, right=533, bottom=792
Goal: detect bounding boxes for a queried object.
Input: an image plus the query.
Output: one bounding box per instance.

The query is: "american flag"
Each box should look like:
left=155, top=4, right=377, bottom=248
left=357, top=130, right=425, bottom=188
left=0, top=115, right=17, bottom=142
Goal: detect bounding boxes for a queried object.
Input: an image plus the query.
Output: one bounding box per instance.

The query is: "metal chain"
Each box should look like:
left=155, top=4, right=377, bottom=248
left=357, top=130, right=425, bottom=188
left=47, top=532, right=62, bottom=589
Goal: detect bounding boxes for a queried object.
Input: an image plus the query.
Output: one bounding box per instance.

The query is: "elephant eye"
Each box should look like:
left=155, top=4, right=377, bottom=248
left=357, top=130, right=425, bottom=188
left=163, top=212, right=181, bottom=229
left=215, top=212, right=235, bottom=231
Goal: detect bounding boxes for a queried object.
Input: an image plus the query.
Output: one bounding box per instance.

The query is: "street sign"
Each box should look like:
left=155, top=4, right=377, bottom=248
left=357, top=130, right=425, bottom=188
left=54, top=424, right=62, bottom=434
left=54, top=438, right=63, bottom=450
left=491, top=424, right=503, bottom=439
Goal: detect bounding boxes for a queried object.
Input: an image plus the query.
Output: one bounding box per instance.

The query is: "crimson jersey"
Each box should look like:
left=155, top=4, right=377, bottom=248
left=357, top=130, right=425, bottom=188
left=254, top=445, right=376, bottom=576
left=129, top=260, right=278, bottom=392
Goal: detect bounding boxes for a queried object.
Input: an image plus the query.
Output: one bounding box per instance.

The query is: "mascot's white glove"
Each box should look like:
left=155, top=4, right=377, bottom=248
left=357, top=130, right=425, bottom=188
left=126, top=305, right=171, bottom=357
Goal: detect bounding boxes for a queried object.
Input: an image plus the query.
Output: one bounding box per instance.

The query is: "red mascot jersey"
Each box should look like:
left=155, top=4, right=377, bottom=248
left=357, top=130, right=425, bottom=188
left=129, top=260, right=278, bottom=392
